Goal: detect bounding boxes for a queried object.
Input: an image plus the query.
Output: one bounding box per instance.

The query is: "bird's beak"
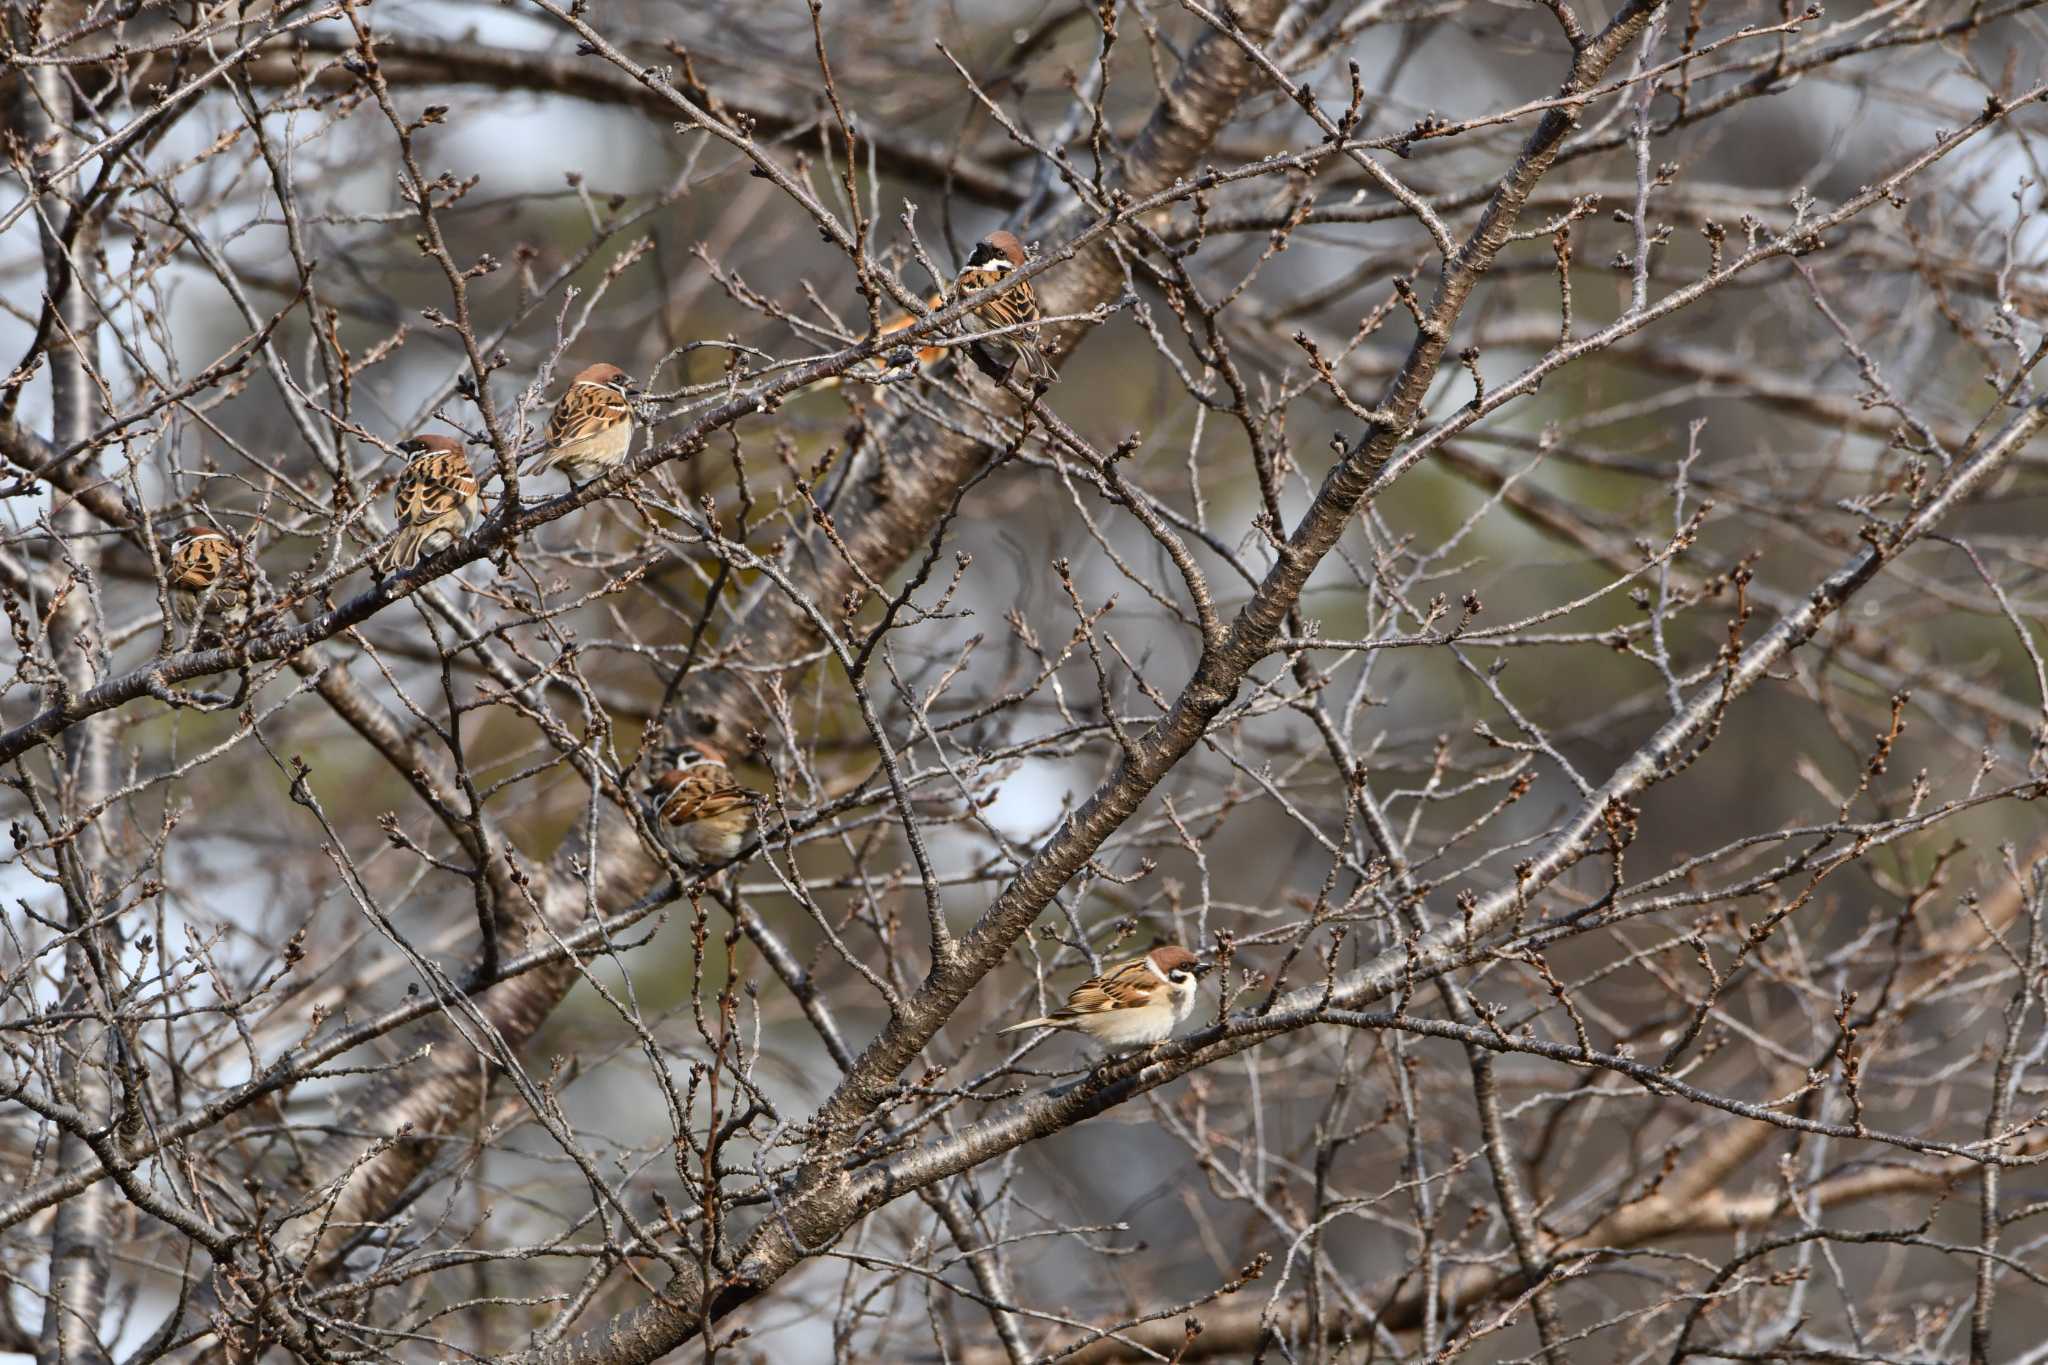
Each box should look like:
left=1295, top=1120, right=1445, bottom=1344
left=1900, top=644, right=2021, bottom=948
left=1192, top=959, right=1216, bottom=978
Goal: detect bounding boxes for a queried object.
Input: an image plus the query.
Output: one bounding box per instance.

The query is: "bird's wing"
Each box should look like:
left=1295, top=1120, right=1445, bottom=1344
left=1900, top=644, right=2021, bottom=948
left=955, top=265, right=1041, bottom=332
left=170, top=538, right=230, bottom=590
left=974, top=286, right=1041, bottom=333
left=1058, top=956, right=1159, bottom=1017
left=393, top=455, right=475, bottom=524
left=655, top=767, right=751, bottom=825
left=548, top=382, right=630, bottom=447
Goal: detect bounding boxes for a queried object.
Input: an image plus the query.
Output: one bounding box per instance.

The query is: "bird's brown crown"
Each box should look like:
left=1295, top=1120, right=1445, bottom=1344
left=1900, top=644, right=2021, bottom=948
left=572, top=362, right=632, bottom=390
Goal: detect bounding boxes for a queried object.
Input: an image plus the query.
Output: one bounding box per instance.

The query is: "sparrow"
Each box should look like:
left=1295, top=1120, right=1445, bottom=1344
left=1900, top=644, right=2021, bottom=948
left=166, top=526, right=250, bottom=624
left=872, top=304, right=948, bottom=371
left=856, top=300, right=950, bottom=383
left=525, top=362, right=641, bottom=485
left=953, top=230, right=1054, bottom=386
left=646, top=740, right=760, bottom=867
left=1000, top=944, right=1205, bottom=1049
left=806, top=296, right=948, bottom=393
left=378, top=434, right=481, bottom=574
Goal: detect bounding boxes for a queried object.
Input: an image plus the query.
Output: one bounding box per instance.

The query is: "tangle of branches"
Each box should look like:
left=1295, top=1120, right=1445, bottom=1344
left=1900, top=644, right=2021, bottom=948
left=4, top=1, right=2048, bottom=1362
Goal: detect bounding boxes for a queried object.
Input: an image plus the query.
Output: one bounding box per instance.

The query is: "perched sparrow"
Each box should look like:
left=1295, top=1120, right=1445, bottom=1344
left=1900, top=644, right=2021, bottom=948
left=1000, top=944, right=1205, bottom=1049
left=806, top=300, right=949, bottom=393
left=953, top=230, right=1054, bottom=385
left=166, top=526, right=250, bottom=624
left=871, top=303, right=948, bottom=372
left=526, top=362, right=641, bottom=484
left=856, top=294, right=950, bottom=378
left=647, top=741, right=760, bottom=867
left=378, top=434, right=481, bottom=574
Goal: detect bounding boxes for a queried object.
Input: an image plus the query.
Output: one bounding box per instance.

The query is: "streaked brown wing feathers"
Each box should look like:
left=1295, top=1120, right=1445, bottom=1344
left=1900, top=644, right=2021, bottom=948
left=956, top=266, right=1040, bottom=323
left=169, top=558, right=215, bottom=592
left=393, top=456, right=474, bottom=524
left=656, top=767, right=750, bottom=825
left=549, top=383, right=629, bottom=447
left=976, top=289, right=1040, bottom=332
left=171, top=537, right=231, bottom=590
left=1059, top=957, right=1157, bottom=1016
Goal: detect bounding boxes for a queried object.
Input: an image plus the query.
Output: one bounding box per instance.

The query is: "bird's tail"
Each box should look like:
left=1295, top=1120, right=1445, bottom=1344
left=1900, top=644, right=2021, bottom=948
left=1012, top=339, right=1055, bottom=385
left=998, top=1016, right=1063, bottom=1036
left=520, top=445, right=560, bottom=477
left=379, top=521, right=444, bottom=575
